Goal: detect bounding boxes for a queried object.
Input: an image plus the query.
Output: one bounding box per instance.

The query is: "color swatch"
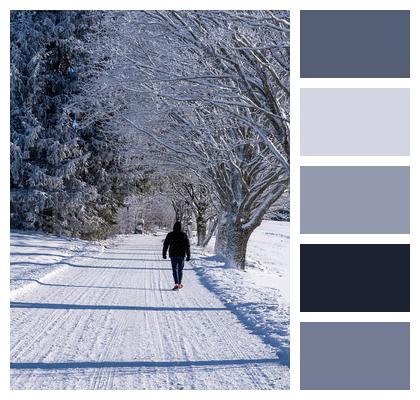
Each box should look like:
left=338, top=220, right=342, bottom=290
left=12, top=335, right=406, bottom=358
left=299, top=9, right=411, bottom=390
left=300, top=322, right=410, bottom=389
left=300, top=244, right=410, bottom=312
left=300, top=166, right=410, bottom=234
left=300, top=88, right=410, bottom=156
left=300, top=10, right=410, bottom=78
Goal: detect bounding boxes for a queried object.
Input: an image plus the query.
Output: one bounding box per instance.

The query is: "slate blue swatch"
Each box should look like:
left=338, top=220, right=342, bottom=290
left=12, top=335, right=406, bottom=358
left=301, top=10, right=410, bottom=78
left=301, top=322, right=410, bottom=389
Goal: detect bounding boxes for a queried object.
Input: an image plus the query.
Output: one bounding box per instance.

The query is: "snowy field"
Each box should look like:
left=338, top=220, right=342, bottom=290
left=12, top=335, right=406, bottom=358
left=10, top=231, right=105, bottom=295
left=10, top=224, right=289, bottom=390
left=195, top=220, right=290, bottom=364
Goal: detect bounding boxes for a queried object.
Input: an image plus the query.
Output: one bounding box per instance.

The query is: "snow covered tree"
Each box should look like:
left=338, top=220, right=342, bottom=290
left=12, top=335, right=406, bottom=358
left=11, top=11, right=88, bottom=233
left=15, top=11, right=290, bottom=265
left=168, top=175, right=217, bottom=246
left=10, top=11, right=143, bottom=238
left=95, top=11, right=290, bottom=268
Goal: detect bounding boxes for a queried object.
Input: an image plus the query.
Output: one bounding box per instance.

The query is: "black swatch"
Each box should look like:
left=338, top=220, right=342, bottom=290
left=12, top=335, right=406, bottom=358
left=300, top=244, right=410, bottom=312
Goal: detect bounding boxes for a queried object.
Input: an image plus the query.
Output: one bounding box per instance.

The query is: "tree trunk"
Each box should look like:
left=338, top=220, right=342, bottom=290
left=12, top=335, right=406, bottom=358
left=215, top=211, right=251, bottom=270
left=215, top=213, right=228, bottom=256
left=202, top=218, right=218, bottom=248
left=196, top=216, right=207, bottom=246
left=224, top=224, right=251, bottom=270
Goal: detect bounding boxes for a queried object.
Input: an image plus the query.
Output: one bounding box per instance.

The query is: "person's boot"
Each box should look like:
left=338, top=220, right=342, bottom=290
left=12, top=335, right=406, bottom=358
left=178, top=284, right=184, bottom=289
left=172, top=284, right=179, bottom=291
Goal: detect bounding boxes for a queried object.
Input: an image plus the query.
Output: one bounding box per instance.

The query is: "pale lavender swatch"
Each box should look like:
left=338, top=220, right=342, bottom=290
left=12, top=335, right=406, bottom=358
left=301, top=88, right=410, bottom=156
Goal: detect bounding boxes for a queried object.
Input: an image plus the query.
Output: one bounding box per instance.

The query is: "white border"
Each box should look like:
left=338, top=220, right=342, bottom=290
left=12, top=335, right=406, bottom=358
left=2, top=0, right=419, bottom=398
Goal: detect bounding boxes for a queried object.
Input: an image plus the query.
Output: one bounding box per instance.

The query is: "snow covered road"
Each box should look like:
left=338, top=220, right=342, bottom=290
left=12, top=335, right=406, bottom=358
left=10, top=234, right=289, bottom=389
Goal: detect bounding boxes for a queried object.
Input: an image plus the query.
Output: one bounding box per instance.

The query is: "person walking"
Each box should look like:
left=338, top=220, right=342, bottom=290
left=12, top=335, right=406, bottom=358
left=162, top=221, right=191, bottom=290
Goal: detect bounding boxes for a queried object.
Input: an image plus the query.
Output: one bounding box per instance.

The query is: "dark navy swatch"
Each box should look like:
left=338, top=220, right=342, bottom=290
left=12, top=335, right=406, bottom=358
left=300, top=244, right=410, bottom=312
left=300, top=10, right=410, bottom=78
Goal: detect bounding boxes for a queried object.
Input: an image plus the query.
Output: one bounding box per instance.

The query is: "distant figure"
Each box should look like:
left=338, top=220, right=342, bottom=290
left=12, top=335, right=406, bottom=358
left=162, top=221, right=191, bottom=290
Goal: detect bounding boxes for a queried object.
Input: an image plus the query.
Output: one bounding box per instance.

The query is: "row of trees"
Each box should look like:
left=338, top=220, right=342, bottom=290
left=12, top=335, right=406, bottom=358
left=119, top=173, right=218, bottom=246
left=10, top=11, right=290, bottom=269
left=92, top=11, right=290, bottom=268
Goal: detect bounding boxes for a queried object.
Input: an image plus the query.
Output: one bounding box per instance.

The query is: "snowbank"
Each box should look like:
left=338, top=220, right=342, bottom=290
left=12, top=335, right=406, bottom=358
left=192, top=220, right=290, bottom=365
left=10, top=230, right=104, bottom=295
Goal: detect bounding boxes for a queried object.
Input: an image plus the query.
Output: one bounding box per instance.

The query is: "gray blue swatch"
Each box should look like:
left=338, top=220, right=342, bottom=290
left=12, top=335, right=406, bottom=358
left=300, top=166, right=410, bottom=234
left=300, top=322, right=410, bottom=389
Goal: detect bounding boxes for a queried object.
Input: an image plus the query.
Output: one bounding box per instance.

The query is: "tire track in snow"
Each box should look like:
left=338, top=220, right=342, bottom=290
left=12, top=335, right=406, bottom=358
left=10, top=234, right=289, bottom=389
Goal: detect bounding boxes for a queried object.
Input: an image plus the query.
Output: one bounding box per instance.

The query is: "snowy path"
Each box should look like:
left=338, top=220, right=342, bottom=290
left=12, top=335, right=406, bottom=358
left=10, top=234, right=289, bottom=389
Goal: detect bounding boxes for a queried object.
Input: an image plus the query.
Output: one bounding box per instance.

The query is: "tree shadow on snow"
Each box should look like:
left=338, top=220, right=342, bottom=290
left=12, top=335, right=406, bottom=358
left=86, top=257, right=164, bottom=261
left=193, top=255, right=290, bottom=367
left=10, top=278, right=174, bottom=292
left=10, top=261, right=193, bottom=271
left=11, top=357, right=281, bottom=370
left=10, top=301, right=228, bottom=312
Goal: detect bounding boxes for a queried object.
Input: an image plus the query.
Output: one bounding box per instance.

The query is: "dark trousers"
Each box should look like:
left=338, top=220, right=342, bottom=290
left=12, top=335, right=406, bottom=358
left=171, top=256, right=185, bottom=284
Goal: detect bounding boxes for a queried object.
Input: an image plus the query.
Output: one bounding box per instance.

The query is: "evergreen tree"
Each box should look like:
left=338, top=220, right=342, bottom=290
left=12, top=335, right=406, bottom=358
left=10, top=11, right=140, bottom=238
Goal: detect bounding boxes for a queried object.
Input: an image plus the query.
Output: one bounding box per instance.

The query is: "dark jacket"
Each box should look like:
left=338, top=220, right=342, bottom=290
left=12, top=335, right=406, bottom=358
left=163, top=223, right=191, bottom=259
